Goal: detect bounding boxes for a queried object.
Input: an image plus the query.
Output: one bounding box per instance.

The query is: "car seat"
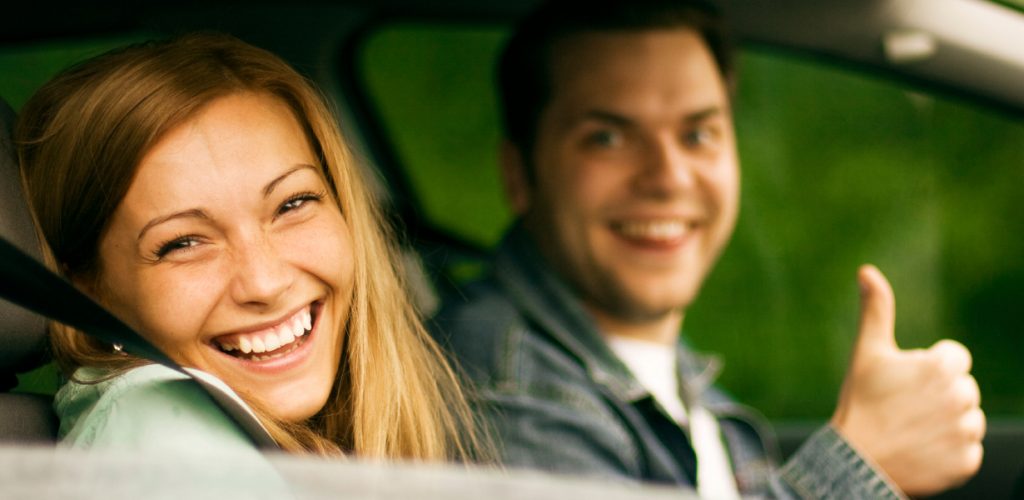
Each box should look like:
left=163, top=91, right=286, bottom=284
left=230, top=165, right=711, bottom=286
left=0, top=96, right=280, bottom=446
left=0, top=96, right=58, bottom=443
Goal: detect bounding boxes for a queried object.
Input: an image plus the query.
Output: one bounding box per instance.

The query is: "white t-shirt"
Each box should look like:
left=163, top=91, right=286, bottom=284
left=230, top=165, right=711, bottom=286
left=606, top=335, right=740, bottom=500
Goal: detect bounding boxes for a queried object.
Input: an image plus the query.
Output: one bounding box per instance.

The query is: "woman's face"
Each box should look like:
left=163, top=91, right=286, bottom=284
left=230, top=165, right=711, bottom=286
left=92, top=92, right=354, bottom=422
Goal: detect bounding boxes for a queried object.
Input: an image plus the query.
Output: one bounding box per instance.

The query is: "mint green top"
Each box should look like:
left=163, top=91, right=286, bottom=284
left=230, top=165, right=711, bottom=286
left=54, top=364, right=258, bottom=455
left=53, top=364, right=295, bottom=496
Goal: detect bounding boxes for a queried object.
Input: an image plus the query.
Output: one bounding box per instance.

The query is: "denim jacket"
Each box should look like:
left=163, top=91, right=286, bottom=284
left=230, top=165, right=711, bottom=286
left=432, top=225, right=904, bottom=499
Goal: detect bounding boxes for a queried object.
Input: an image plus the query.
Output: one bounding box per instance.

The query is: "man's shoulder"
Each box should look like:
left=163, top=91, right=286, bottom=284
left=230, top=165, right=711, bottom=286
left=430, top=277, right=591, bottom=393
left=432, top=277, right=638, bottom=455
left=433, top=278, right=521, bottom=340
left=431, top=277, right=531, bottom=384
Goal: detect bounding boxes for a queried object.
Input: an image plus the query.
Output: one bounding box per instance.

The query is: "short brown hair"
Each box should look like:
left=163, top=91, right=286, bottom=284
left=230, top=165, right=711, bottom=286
left=498, top=0, right=734, bottom=159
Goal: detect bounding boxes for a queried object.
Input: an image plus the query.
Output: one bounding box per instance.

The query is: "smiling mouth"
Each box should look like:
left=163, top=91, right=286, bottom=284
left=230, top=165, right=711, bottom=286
left=212, top=303, right=319, bottom=362
left=610, top=219, right=697, bottom=244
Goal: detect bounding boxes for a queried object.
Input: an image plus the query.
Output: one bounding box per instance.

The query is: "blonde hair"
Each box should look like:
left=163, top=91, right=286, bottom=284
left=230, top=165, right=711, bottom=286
left=16, top=33, right=487, bottom=461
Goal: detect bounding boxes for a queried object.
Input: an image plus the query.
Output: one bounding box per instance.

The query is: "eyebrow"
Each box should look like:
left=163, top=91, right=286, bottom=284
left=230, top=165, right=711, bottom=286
left=136, top=163, right=318, bottom=242
left=262, top=164, right=318, bottom=198
left=683, top=106, right=725, bottom=124
left=137, top=208, right=210, bottom=243
left=579, top=106, right=725, bottom=127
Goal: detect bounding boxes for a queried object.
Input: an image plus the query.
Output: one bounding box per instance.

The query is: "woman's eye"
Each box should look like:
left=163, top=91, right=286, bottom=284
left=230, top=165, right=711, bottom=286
left=154, top=236, right=201, bottom=259
left=277, top=191, right=325, bottom=217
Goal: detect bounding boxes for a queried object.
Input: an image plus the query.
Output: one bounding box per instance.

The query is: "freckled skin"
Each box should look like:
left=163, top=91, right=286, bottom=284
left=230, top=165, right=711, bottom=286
left=92, top=93, right=354, bottom=422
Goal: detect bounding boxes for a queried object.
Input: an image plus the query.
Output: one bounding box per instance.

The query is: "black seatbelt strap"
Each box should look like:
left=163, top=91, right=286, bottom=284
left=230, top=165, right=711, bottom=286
left=0, top=236, right=278, bottom=449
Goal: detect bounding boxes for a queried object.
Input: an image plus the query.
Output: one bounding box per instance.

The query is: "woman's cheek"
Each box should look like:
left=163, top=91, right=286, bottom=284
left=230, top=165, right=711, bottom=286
left=138, top=258, right=228, bottom=346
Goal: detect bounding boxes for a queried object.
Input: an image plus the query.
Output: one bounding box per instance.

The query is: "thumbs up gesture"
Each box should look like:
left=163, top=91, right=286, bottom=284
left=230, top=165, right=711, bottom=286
left=830, top=265, right=985, bottom=497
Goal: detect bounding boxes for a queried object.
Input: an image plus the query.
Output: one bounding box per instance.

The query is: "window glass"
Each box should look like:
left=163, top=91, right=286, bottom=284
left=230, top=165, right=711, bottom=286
left=995, top=0, right=1024, bottom=12
left=359, top=24, right=1024, bottom=419
left=360, top=25, right=510, bottom=248
left=698, top=49, right=1024, bottom=418
left=0, top=35, right=147, bottom=110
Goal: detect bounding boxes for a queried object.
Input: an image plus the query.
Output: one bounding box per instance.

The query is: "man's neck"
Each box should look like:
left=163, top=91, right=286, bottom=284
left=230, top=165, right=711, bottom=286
left=587, top=306, right=685, bottom=346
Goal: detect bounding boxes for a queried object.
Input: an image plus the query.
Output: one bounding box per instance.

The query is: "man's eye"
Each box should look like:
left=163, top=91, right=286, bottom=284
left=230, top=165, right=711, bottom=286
left=154, top=236, right=201, bottom=259
left=683, top=126, right=720, bottom=148
left=584, top=129, right=623, bottom=148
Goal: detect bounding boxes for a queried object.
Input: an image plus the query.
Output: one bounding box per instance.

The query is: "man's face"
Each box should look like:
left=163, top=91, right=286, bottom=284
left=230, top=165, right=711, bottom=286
left=514, top=29, right=739, bottom=333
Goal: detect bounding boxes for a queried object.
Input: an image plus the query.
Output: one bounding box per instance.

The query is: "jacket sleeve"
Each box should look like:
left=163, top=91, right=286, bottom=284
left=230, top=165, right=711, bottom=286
left=771, top=425, right=906, bottom=500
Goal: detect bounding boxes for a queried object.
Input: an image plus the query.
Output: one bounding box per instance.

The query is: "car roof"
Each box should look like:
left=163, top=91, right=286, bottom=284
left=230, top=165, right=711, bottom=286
left=5, top=0, right=1023, bottom=115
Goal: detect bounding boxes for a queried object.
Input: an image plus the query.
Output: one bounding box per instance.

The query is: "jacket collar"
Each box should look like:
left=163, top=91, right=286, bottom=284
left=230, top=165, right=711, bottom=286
left=494, top=222, right=721, bottom=404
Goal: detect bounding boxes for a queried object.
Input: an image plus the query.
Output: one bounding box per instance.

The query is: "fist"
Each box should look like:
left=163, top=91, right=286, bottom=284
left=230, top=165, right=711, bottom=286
left=830, top=265, right=985, bottom=497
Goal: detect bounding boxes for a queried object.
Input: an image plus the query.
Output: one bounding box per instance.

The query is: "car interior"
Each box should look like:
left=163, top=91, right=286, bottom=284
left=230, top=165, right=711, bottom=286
left=2, top=0, right=1023, bottom=498
left=0, top=95, right=56, bottom=443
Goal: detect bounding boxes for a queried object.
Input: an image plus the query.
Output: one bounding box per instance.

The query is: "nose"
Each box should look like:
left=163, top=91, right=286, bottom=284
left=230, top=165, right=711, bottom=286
left=229, top=230, right=293, bottom=310
left=634, top=136, right=696, bottom=199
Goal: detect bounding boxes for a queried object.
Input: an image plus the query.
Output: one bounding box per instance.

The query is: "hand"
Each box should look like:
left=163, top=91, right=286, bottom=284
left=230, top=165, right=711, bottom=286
left=830, top=264, right=985, bottom=497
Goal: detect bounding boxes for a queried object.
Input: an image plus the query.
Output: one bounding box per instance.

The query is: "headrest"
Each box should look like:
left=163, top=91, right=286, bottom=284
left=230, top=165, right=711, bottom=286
left=0, top=97, right=48, bottom=390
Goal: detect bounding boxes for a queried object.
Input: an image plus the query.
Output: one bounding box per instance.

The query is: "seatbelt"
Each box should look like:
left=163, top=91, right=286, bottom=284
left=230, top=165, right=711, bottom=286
left=0, top=236, right=278, bottom=449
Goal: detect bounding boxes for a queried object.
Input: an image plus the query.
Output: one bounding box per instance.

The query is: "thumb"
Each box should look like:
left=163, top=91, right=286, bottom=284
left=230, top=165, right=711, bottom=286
left=854, top=264, right=898, bottom=356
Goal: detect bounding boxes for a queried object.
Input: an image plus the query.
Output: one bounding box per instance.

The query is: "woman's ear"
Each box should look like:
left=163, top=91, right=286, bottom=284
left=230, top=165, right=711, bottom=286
left=499, top=140, right=531, bottom=215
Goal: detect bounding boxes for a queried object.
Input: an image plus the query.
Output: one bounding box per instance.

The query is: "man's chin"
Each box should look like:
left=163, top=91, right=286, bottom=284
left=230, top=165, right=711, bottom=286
left=613, top=286, right=698, bottom=320
left=616, top=306, right=683, bottom=325
left=588, top=296, right=685, bottom=327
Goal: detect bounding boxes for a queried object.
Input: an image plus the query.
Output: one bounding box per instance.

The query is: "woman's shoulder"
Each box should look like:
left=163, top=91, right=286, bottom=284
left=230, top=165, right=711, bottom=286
left=54, top=364, right=256, bottom=455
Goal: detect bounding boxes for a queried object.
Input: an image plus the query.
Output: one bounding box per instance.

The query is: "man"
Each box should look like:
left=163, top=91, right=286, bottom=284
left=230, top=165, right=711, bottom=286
left=432, top=1, right=984, bottom=497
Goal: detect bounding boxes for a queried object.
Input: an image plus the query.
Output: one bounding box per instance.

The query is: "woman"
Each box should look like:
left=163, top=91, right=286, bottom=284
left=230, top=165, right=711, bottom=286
left=16, top=33, right=483, bottom=460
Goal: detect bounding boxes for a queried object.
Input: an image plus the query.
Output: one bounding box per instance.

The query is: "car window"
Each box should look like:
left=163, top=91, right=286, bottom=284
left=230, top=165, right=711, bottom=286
left=356, top=23, right=1024, bottom=420
left=359, top=25, right=510, bottom=249
left=0, top=35, right=148, bottom=110
left=994, top=0, right=1024, bottom=11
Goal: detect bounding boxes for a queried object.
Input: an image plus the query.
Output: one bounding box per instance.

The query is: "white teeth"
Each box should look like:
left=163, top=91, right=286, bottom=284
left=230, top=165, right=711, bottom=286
left=252, top=337, right=266, bottom=353
left=215, top=305, right=314, bottom=357
left=287, top=316, right=302, bottom=340
left=264, top=332, right=281, bottom=351
left=279, top=328, right=296, bottom=346
left=617, top=220, right=688, bottom=240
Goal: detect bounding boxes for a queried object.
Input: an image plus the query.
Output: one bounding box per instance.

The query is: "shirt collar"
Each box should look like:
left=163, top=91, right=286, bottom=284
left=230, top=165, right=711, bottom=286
left=494, top=222, right=722, bottom=403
